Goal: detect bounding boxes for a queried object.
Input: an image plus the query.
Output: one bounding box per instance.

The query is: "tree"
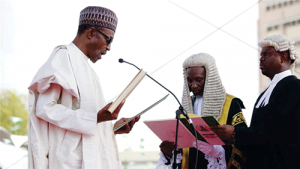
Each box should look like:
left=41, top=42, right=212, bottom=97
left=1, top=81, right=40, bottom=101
left=0, top=90, right=28, bottom=135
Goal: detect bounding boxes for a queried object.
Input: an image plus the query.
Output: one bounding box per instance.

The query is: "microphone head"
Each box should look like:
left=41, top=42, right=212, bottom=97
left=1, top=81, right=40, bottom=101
left=119, top=58, right=124, bottom=63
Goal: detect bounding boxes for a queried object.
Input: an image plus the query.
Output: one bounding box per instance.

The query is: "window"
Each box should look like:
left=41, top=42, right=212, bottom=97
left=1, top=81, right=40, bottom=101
left=284, top=23, right=290, bottom=27
left=267, top=27, right=272, bottom=31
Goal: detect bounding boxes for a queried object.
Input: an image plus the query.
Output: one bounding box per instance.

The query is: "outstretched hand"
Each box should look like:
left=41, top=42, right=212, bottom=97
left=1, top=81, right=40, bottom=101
left=114, top=116, right=140, bottom=134
left=211, top=124, right=235, bottom=141
left=97, top=100, right=125, bottom=123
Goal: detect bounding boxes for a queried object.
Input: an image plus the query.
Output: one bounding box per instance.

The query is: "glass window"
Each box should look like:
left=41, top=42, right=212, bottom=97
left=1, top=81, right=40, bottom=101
left=284, top=23, right=290, bottom=27
left=267, top=27, right=272, bottom=31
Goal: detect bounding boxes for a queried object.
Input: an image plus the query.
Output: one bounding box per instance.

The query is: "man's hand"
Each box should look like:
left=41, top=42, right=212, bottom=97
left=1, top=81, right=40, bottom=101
left=97, top=100, right=125, bottom=123
left=159, top=141, right=175, bottom=158
left=211, top=125, right=235, bottom=141
left=114, top=116, right=140, bottom=134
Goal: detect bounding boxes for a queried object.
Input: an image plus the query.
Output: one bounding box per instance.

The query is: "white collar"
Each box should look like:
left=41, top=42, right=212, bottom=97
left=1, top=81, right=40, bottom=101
left=270, top=70, right=291, bottom=85
left=194, top=96, right=203, bottom=115
left=256, top=70, right=291, bottom=108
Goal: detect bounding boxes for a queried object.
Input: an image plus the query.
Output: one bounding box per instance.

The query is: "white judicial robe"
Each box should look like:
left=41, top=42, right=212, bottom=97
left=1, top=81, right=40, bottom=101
left=28, top=43, right=122, bottom=169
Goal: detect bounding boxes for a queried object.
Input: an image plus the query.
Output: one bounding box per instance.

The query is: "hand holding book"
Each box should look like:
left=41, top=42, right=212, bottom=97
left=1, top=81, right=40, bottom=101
left=114, top=116, right=140, bottom=134
left=113, top=94, right=169, bottom=132
left=160, top=140, right=175, bottom=158
left=108, top=69, right=146, bottom=113
left=144, top=115, right=225, bottom=148
left=97, top=100, right=125, bottom=123
left=210, top=124, right=235, bottom=141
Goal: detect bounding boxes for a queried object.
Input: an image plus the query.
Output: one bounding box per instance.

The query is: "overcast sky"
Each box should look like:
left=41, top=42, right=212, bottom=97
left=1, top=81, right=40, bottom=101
left=1, top=0, right=260, bottom=152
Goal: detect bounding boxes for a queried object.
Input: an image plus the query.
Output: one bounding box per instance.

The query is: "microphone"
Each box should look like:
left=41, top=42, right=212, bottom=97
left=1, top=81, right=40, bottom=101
left=118, top=58, right=194, bottom=126
left=119, top=58, right=141, bottom=71
left=119, top=58, right=199, bottom=169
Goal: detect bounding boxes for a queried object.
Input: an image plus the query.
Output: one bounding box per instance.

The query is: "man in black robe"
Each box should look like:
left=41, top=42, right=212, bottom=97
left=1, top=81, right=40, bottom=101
left=156, top=53, right=247, bottom=169
left=212, top=34, right=300, bottom=169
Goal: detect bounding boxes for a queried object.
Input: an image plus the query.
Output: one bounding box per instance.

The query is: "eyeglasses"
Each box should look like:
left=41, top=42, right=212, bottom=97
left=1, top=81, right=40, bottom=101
left=95, top=29, right=113, bottom=46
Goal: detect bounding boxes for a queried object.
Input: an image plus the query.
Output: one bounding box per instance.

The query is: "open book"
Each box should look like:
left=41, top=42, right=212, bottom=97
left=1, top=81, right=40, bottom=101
left=114, top=94, right=169, bottom=132
left=144, top=115, right=225, bottom=148
left=108, top=69, right=147, bottom=113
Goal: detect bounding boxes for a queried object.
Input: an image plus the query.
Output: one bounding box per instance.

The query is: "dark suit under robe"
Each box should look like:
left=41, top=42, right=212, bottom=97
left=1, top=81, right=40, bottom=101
left=235, top=75, right=300, bottom=169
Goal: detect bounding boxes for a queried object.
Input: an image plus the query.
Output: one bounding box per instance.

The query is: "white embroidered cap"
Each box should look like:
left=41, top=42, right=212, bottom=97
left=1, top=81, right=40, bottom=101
left=79, top=6, right=118, bottom=32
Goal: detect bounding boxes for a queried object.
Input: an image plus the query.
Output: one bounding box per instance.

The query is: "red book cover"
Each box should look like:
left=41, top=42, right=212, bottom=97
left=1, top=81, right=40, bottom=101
left=144, top=119, right=197, bottom=148
left=144, top=116, right=224, bottom=148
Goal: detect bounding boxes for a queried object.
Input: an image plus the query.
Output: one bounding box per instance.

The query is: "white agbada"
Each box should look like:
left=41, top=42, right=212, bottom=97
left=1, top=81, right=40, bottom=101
left=28, top=43, right=122, bottom=169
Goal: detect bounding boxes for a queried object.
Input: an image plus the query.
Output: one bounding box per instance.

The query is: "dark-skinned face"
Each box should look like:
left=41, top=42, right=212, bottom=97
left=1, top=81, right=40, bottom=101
left=260, top=46, right=282, bottom=79
left=187, top=66, right=206, bottom=97
left=87, top=27, right=115, bottom=63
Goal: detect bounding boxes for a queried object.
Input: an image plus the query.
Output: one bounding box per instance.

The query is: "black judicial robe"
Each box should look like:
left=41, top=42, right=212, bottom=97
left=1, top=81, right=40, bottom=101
left=235, top=75, right=300, bottom=169
left=174, top=94, right=247, bottom=169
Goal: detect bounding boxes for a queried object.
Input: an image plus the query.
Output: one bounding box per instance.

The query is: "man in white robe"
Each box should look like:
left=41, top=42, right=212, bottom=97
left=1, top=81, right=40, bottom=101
left=28, top=6, right=139, bottom=169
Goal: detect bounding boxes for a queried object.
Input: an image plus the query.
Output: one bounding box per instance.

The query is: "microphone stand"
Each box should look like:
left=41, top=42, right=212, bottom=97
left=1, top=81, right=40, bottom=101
left=119, top=59, right=195, bottom=169
left=172, top=107, right=184, bottom=169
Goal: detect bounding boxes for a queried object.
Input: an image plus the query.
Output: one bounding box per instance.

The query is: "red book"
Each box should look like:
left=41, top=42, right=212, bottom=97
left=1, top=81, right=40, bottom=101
left=144, top=116, right=224, bottom=148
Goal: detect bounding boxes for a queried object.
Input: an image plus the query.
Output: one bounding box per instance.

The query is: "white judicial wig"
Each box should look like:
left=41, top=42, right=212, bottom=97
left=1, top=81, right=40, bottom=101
left=181, top=53, right=226, bottom=120
left=258, top=34, right=298, bottom=74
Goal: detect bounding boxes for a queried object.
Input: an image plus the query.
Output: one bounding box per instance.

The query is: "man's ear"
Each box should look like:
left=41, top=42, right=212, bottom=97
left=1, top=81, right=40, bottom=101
left=87, top=27, right=96, bottom=39
left=280, top=52, right=289, bottom=63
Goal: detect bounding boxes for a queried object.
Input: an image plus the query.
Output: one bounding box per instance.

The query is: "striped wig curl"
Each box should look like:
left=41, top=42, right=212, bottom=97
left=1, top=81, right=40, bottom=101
left=182, top=53, right=226, bottom=120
